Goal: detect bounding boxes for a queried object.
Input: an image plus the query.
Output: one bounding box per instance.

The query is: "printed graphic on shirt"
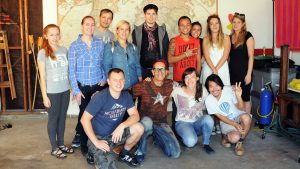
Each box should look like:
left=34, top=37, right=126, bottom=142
left=100, top=36, right=111, bottom=44
left=104, top=103, right=126, bottom=121
left=48, top=54, right=68, bottom=82
left=177, top=94, right=204, bottom=120
left=152, top=92, right=167, bottom=105
left=177, top=43, right=197, bottom=69
left=219, top=102, right=236, bottom=119
left=219, top=102, right=230, bottom=113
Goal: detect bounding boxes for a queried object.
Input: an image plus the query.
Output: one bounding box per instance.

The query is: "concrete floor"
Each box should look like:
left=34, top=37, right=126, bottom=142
left=0, top=115, right=299, bottom=169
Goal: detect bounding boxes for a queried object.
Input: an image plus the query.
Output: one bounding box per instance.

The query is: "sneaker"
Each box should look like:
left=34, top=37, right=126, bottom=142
left=203, top=145, right=215, bottom=154
left=86, top=152, right=94, bottom=165
left=235, top=141, right=245, bottom=156
left=222, top=137, right=231, bottom=148
left=211, top=126, right=216, bottom=135
left=71, top=133, right=81, bottom=148
left=215, top=124, right=221, bottom=134
left=118, top=154, right=140, bottom=167
left=135, top=151, right=145, bottom=164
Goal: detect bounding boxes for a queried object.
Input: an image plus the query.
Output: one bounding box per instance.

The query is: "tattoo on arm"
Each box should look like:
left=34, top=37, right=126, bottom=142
left=168, top=38, right=176, bottom=58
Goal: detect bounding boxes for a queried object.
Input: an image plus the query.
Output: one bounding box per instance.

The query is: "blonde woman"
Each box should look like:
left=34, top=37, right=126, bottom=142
left=202, top=14, right=231, bottom=85
left=104, top=20, right=142, bottom=90
left=229, top=12, right=254, bottom=114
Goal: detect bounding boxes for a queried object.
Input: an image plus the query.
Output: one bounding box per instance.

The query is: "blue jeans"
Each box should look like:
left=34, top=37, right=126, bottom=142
left=175, top=115, right=214, bottom=147
left=136, top=116, right=181, bottom=158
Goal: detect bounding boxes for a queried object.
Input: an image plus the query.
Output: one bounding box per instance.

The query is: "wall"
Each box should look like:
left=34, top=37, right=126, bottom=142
left=43, top=0, right=300, bottom=65
left=42, top=0, right=300, bottom=115
left=219, top=0, right=300, bottom=64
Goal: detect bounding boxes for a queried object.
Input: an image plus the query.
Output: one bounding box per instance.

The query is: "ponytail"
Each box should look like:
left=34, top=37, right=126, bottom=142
left=42, top=24, right=60, bottom=60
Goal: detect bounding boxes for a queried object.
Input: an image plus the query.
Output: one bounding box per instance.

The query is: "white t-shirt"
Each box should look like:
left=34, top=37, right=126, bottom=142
left=171, top=86, right=208, bottom=122
left=205, top=86, right=244, bottom=120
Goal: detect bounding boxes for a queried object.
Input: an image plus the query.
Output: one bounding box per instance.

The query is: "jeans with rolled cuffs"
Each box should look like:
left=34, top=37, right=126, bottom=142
left=175, top=115, right=214, bottom=147
left=136, top=116, right=181, bottom=158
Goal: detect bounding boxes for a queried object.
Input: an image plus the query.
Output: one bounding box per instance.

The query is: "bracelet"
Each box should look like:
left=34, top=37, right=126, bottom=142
left=184, top=52, right=188, bottom=57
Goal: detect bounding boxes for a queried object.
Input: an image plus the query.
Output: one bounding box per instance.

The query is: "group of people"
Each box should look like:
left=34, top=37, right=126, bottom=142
left=37, top=3, right=254, bottom=169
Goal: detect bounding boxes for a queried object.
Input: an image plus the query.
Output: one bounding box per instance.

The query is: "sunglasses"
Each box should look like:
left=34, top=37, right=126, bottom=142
left=234, top=12, right=245, bottom=19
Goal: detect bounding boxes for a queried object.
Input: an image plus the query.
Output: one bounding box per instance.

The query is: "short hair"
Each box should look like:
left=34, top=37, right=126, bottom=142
left=81, top=16, right=95, bottom=25
left=152, top=59, right=168, bottom=70
left=108, top=68, right=125, bottom=79
left=204, top=74, right=224, bottom=93
left=178, top=16, right=191, bottom=26
left=99, top=8, right=114, bottom=19
left=143, top=4, right=158, bottom=13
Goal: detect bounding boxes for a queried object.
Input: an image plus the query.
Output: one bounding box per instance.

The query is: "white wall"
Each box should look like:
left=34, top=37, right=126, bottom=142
left=219, top=0, right=273, bottom=49
left=219, top=0, right=300, bottom=63
left=42, top=0, right=57, bottom=26
left=43, top=0, right=300, bottom=64
left=42, top=0, right=299, bottom=115
left=43, top=0, right=273, bottom=48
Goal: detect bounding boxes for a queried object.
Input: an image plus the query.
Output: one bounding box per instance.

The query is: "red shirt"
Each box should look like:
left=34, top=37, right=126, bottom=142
left=173, top=36, right=199, bottom=81
left=132, top=79, right=173, bottom=124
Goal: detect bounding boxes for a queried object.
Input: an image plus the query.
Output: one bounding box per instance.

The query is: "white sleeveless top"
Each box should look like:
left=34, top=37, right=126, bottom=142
left=201, top=44, right=230, bottom=85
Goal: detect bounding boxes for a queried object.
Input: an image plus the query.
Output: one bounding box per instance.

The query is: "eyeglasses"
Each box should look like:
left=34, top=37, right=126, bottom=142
left=234, top=12, right=245, bottom=19
left=153, top=68, right=166, bottom=72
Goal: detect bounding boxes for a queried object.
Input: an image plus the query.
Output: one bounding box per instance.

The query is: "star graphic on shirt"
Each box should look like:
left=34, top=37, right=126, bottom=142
left=152, top=92, right=166, bottom=105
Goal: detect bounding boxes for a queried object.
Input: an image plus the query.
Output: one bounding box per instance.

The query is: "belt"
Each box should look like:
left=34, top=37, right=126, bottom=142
left=77, top=81, right=98, bottom=88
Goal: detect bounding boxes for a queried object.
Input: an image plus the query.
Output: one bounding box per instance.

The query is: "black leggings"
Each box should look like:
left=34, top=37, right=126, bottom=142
left=47, top=90, right=70, bottom=150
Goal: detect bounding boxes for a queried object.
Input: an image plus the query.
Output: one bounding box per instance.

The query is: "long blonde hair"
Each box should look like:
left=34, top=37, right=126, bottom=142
left=205, top=14, right=224, bottom=49
left=115, top=20, right=132, bottom=42
left=231, top=14, right=247, bottom=48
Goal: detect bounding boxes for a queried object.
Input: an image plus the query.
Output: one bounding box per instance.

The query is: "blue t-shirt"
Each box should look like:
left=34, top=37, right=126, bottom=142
left=85, top=88, right=134, bottom=137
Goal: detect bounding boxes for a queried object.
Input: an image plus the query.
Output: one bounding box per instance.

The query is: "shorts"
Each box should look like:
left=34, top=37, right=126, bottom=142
left=87, top=128, right=131, bottom=169
left=220, top=112, right=251, bottom=134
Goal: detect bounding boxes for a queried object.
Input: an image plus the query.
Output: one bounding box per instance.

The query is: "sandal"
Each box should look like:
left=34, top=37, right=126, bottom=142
left=51, top=148, right=67, bottom=159
left=59, top=145, right=74, bottom=154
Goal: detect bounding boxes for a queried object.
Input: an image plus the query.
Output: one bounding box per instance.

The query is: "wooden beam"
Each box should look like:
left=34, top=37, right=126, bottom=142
left=279, top=45, right=289, bottom=94
left=24, top=0, right=31, bottom=111
left=19, top=0, right=28, bottom=111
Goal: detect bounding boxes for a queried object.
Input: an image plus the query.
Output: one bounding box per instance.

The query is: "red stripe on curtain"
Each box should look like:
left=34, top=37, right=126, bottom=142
left=275, top=0, right=300, bottom=51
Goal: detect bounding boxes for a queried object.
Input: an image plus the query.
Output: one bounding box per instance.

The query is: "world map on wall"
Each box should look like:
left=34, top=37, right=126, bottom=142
left=57, top=0, right=217, bottom=47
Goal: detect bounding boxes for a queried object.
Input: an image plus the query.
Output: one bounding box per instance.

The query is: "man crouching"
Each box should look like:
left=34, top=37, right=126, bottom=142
left=81, top=68, right=144, bottom=169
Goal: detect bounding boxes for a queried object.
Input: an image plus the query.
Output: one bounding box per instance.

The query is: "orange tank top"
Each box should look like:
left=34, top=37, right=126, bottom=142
left=173, top=36, right=199, bottom=81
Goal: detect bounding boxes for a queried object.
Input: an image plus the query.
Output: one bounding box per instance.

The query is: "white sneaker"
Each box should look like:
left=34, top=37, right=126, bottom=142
left=211, top=126, right=216, bottom=135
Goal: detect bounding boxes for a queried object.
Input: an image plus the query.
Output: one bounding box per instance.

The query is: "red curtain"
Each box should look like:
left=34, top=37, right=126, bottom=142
left=275, top=0, right=300, bottom=51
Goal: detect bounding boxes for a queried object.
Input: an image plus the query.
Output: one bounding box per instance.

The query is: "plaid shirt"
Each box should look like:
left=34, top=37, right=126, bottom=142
left=68, top=34, right=106, bottom=96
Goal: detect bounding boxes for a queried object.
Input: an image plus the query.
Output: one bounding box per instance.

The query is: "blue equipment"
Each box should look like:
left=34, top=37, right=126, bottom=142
left=257, top=82, right=274, bottom=126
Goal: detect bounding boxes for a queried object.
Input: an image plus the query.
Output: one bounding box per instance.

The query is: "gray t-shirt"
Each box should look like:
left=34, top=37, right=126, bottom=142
left=37, top=46, right=69, bottom=93
left=93, top=29, right=114, bottom=44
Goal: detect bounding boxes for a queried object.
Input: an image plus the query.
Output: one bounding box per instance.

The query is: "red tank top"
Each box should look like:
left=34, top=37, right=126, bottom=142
left=173, top=36, right=199, bottom=81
